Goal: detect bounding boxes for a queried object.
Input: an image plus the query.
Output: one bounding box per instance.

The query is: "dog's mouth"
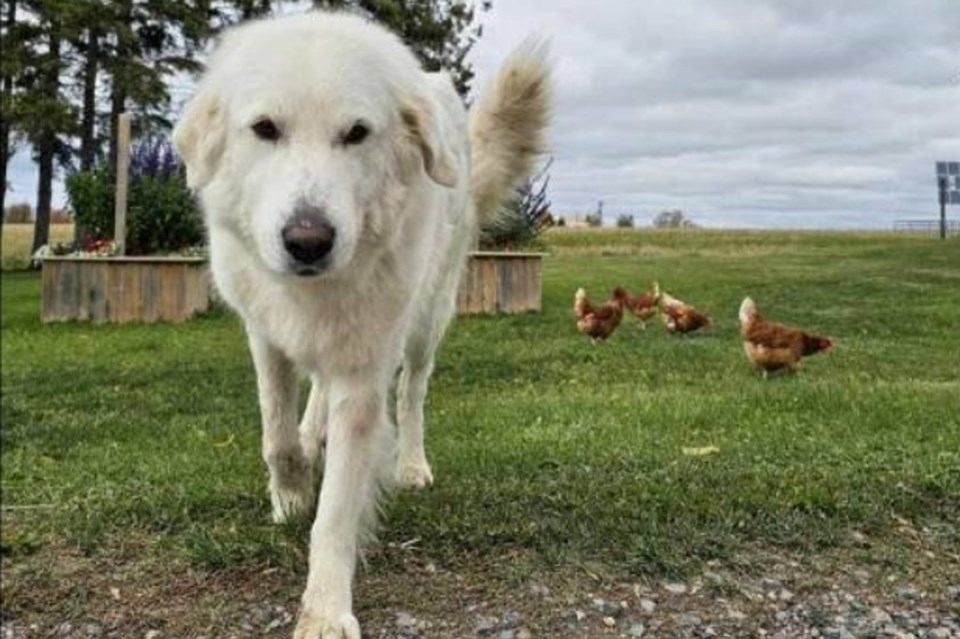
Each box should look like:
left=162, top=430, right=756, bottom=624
left=288, top=257, right=333, bottom=278
left=294, top=266, right=322, bottom=277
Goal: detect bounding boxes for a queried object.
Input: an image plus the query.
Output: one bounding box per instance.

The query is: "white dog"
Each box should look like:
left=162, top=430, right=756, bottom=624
left=173, top=11, right=550, bottom=639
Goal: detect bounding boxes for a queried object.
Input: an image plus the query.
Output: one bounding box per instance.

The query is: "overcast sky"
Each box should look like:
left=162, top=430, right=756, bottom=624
left=469, top=0, right=960, bottom=227
left=8, top=0, right=960, bottom=228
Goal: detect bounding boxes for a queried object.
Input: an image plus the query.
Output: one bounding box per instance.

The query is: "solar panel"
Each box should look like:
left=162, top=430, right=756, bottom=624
left=936, top=161, right=960, bottom=176
left=935, top=162, right=960, bottom=206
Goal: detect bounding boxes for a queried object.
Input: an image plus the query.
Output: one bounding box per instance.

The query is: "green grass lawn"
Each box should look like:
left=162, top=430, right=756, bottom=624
left=2, top=230, right=959, bottom=630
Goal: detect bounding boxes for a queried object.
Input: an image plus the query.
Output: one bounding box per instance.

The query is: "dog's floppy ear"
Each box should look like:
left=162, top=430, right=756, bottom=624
left=401, top=97, right=458, bottom=188
left=173, top=84, right=226, bottom=190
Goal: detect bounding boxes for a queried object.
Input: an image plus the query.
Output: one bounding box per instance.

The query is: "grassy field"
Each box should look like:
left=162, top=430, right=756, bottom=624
left=1, top=223, right=76, bottom=270
left=2, top=230, right=959, bottom=635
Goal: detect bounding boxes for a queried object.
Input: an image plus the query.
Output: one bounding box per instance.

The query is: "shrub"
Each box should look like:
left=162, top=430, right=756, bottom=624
left=50, top=208, right=73, bottom=224
left=4, top=202, right=32, bottom=223
left=66, top=138, right=204, bottom=255
left=616, top=214, right=635, bottom=228
left=480, top=159, right=552, bottom=250
left=652, top=209, right=697, bottom=229
left=584, top=213, right=602, bottom=227
left=65, top=168, right=114, bottom=238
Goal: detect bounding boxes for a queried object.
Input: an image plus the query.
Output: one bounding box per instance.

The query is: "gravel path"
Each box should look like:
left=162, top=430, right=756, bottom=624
left=4, top=535, right=958, bottom=638
left=3, top=567, right=958, bottom=638
left=364, top=573, right=960, bottom=639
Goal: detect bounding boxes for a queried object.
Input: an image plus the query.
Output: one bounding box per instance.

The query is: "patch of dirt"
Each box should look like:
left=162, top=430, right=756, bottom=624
left=2, top=531, right=958, bottom=638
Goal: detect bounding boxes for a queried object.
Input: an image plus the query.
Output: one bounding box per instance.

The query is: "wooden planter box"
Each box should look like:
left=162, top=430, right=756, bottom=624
left=457, top=251, right=544, bottom=315
left=41, top=256, right=210, bottom=324
left=40, top=251, right=541, bottom=323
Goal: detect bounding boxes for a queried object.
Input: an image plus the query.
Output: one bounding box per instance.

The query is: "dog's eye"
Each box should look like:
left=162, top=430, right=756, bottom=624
left=342, top=122, right=370, bottom=146
left=251, top=118, right=281, bottom=141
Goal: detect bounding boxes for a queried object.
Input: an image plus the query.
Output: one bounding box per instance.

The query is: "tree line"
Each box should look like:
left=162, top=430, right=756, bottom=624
left=0, top=0, right=488, bottom=254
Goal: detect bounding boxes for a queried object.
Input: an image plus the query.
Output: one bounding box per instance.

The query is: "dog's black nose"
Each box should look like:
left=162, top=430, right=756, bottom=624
left=282, top=207, right=336, bottom=266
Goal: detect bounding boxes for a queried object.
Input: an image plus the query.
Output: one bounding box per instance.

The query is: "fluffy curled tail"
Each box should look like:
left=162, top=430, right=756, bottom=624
left=469, top=40, right=552, bottom=224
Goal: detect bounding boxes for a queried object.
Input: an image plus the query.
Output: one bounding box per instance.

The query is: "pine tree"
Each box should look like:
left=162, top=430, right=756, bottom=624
left=1, top=0, right=21, bottom=232
left=12, top=0, right=77, bottom=254
left=100, top=0, right=210, bottom=174
left=316, top=0, right=490, bottom=97
left=7, top=0, right=216, bottom=253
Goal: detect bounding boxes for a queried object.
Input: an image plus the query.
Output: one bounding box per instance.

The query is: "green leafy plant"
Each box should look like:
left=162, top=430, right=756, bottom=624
left=480, top=159, right=552, bottom=250
left=64, top=168, right=114, bottom=239
left=66, top=138, right=204, bottom=255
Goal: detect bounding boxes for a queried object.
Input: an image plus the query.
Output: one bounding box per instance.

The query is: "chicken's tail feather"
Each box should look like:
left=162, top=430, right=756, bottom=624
left=574, top=287, right=588, bottom=316
left=660, top=290, right=683, bottom=310
left=739, top=297, right=758, bottom=326
left=803, top=333, right=835, bottom=356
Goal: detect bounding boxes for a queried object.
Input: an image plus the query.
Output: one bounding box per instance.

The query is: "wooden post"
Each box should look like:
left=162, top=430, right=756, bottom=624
left=114, top=112, right=131, bottom=255
left=938, top=176, right=948, bottom=240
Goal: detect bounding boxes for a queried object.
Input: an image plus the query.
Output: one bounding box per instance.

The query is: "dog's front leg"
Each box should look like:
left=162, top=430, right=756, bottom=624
left=299, top=374, right=328, bottom=473
left=294, top=375, right=390, bottom=639
left=248, top=332, right=314, bottom=523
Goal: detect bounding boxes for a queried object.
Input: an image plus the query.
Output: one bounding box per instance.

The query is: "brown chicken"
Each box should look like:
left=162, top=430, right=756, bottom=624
left=739, top=297, right=834, bottom=374
left=574, top=287, right=628, bottom=340
left=624, top=281, right=660, bottom=329
left=659, top=290, right=711, bottom=334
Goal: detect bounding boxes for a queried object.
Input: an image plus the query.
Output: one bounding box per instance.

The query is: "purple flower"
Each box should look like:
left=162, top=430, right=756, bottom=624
left=129, top=138, right=183, bottom=179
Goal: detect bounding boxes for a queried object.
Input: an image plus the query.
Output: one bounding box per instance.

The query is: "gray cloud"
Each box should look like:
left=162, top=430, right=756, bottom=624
left=471, top=0, right=960, bottom=227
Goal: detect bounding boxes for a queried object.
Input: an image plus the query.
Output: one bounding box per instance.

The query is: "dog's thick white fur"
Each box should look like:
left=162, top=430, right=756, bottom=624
left=173, top=11, right=549, bottom=639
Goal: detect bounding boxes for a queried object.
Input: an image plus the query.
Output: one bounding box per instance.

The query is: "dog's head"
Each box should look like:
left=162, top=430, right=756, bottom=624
left=173, top=13, right=459, bottom=277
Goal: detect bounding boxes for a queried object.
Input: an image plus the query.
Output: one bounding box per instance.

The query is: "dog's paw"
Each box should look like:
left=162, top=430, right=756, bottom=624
left=269, top=481, right=315, bottom=524
left=267, top=448, right=316, bottom=523
left=395, top=457, right=434, bottom=490
left=293, top=610, right=360, bottom=639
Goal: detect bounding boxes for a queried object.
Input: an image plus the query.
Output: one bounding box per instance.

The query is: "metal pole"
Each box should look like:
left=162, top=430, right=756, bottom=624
left=114, top=112, right=131, bottom=255
left=939, top=176, right=948, bottom=240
